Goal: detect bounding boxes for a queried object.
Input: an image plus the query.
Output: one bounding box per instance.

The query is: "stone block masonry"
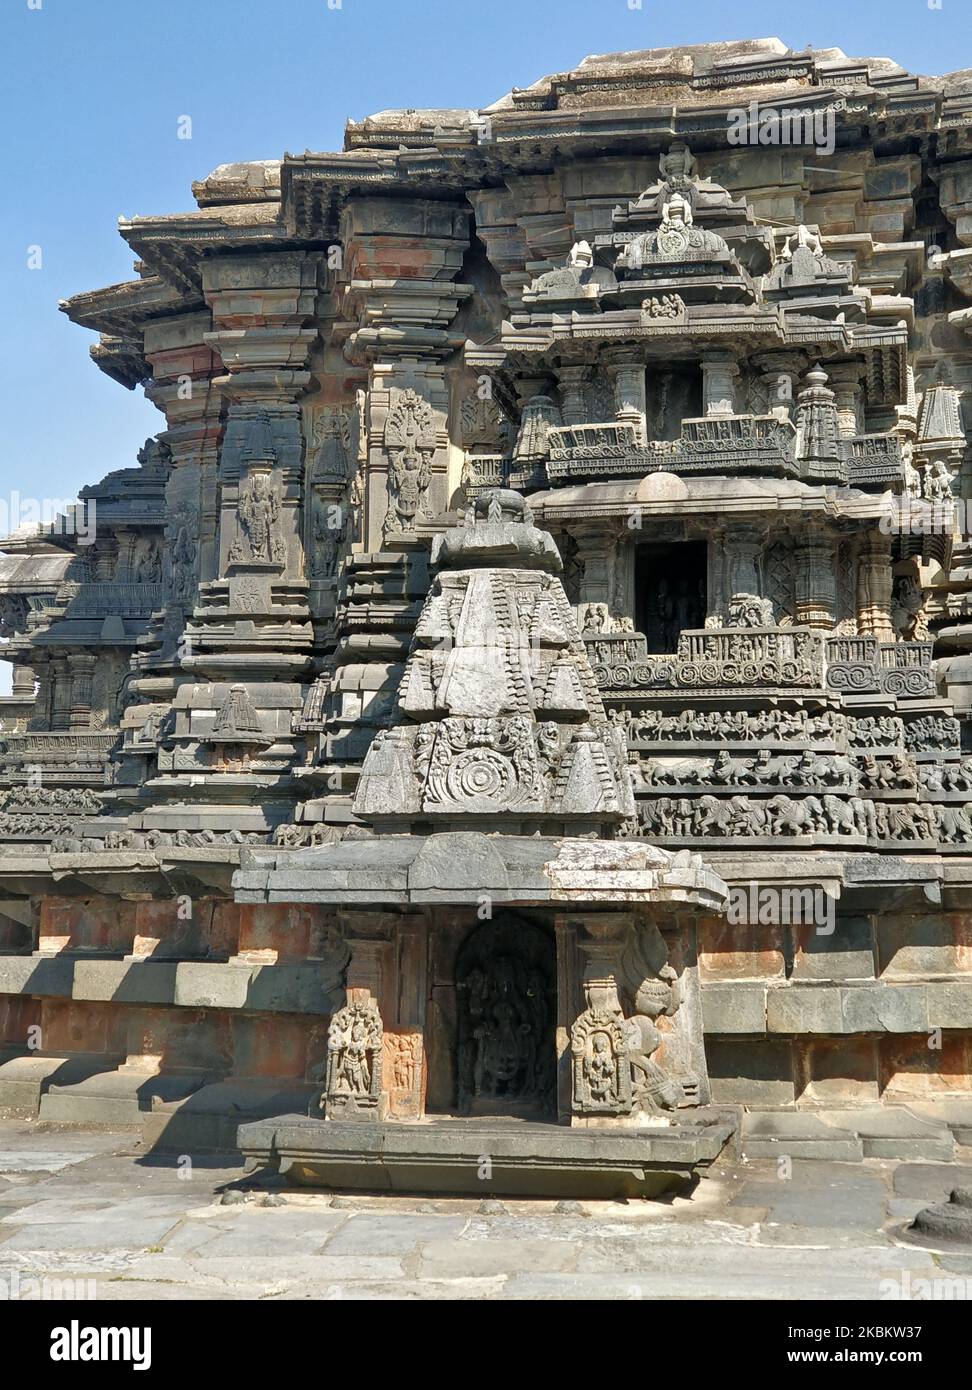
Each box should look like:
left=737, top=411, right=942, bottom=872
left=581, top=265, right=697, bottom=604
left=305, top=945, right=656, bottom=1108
left=2, top=37, right=972, bottom=1175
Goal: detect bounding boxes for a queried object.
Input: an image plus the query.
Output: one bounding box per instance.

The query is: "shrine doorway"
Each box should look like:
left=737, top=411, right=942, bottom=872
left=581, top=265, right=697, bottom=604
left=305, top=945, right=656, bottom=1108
left=450, top=914, right=557, bottom=1119
left=635, top=541, right=707, bottom=653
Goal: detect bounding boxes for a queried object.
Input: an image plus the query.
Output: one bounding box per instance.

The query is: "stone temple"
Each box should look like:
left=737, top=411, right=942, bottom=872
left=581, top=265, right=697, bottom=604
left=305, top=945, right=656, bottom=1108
left=2, top=36, right=972, bottom=1193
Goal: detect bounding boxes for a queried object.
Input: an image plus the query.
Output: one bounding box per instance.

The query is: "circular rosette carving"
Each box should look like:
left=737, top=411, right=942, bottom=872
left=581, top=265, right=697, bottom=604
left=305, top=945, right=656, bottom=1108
left=677, top=663, right=700, bottom=686
left=699, top=662, right=720, bottom=683
left=445, top=748, right=515, bottom=805
left=741, top=662, right=760, bottom=682
left=721, top=662, right=740, bottom=682
left=780, top=661, right=800, bottom=682
left=591, top=664, right=610, bottom=686
left=760, top=661, right=781, bottom=683
left=612, top=664, right=633, bottom=687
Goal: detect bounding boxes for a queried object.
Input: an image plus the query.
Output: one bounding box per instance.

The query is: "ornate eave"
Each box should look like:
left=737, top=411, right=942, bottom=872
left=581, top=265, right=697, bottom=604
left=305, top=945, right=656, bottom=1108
left=117, top=204, right=294, bottom=293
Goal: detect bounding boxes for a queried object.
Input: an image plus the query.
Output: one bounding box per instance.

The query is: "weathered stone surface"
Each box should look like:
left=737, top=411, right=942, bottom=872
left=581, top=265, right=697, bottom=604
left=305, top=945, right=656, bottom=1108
left=2, top=36, right=972, bottom=1189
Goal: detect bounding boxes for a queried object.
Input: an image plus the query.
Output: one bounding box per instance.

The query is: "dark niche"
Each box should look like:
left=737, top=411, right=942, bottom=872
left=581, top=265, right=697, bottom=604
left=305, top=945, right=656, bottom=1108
left=455, top=915, right=556, bottom=1117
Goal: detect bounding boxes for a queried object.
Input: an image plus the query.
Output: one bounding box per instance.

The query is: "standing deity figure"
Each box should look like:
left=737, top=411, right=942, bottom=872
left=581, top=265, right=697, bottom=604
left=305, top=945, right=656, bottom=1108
left=233, top=472, right=283, bottom=564
left=323, top=1000, right=383, bottom=1115
left=383, top=389, right=436, bottom=538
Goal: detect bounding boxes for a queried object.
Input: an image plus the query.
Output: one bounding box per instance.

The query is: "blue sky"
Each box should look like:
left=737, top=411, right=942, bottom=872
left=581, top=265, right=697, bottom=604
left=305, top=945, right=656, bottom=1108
left=0, top=0, right=968, bottom=509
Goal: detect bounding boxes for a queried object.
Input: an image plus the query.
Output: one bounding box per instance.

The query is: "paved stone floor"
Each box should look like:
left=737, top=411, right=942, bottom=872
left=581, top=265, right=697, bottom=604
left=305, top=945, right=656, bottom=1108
left=1, top=1119, right=971, bottom=1300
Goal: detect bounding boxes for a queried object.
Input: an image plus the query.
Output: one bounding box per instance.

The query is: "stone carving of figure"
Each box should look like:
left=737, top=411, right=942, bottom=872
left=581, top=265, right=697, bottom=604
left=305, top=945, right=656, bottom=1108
left=924, top=458, right=953, bottom=503
left=891, top=574, right=929, bottom=641
left=585, top=1031, right=618, bottom=1105
left=324, top=1000, right=383, bottom=1113
left=136, top=542, right=162, bottom=583
left=312, top=406, right=353, bottom=483
left=313, top=505, right=347, bottom=579
left=658, top=141, right=696, bottom=185
left=168, top=508, right=197, bottom=605
left=233, top=472, right=283, bottom=565
left=901, top=440, right=922, bottom=499
left=384, top=388, right=436, bottom=538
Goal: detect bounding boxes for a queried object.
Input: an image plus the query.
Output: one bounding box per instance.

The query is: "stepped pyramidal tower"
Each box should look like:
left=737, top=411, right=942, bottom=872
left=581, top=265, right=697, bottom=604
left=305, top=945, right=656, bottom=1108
left=3, top=37, right=972, bottom=1188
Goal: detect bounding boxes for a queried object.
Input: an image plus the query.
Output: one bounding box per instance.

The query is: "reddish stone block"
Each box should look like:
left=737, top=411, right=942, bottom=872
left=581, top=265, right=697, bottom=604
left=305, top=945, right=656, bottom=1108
left=699, top=917, right=784, bottom=981
left=797, top=1038, right=879, bottom=1105
left=880, top=1033, right=972, bottom=1096
left=0, top=994, right=40, bottom=1046
left=232, top=1014, right=307, bottom=1080
left=237, top=904, right=326, bottom=962
left=40, top=1000, right=126, bottom=1056
left=39, top=897, right=135, bottom=954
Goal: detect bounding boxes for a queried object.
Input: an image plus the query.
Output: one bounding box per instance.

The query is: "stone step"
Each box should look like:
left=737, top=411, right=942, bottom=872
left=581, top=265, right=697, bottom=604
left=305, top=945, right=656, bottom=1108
left=237, top=1114, right=736, bottom=1199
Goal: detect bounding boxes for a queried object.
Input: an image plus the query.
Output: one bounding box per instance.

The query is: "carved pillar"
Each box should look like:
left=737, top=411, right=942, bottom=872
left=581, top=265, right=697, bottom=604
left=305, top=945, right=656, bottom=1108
left=556, top=365, right=592, bottom=426
left=701, top=350, right=739, bottom=417
left=755, top=351, right=805, bottom=421
left=340, top=198, right=472, bottom=551
left=857, top=531, right=895, bottom=641
left=569, top=914, right=631, bottom=1126
left=11, top=664, right=34, bottom=700
left=203, top=251, right=323, bottom=587
left=706, top=526, right=728, bottom=627
left=554, top=917, right=582, bottom=1121
left=143, top=309, right=225, bottom=602
left=572, top=521, right=615, bottom=622
left=68, top=655, right=96, bottom=732
left=793, top=535, right=837, bottom=629
left=50, top=657, right=72, bottom=732
left=389, top=915, right=428, bottom=1120
left=605, top=354, right=647, bottom=443
left=828, top=361, right=866, bottom=438
left=725, top=524, right=764, bottom=608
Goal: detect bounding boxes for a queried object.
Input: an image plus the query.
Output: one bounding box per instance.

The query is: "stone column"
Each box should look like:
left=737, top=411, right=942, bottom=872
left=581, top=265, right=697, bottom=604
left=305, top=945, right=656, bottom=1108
left=705, top=527, right=728, bottom=627
left=556, top=365, right=592, bottom=426
left=726, top=524, right=764, bottom=608
left=389, top=915, right=428, bottom=1120
left=793, top=535, right=837, bottom=629
left=11, top=664, right=34, bottom=700
left=50, top=657, right=72, bottom=732
left=341, top=198, right=472, bottom=552
left=572, top=521, right=616, bottom=625
left=606, top=354, right=647, bottom=443
left=857, top=532, right=895, bottom=641
left=554, top=917, right=582, bottom=1121
left=144, top=310, right=225, bottom=597
left=828, top=361, right=866, bottom=438
left=570, top=914, right=632, bottom=1127
left=755, top=352, right=805, bottom=421
left=68, top=655, right=96, bottom=732
left=701, top=350, right=739, bottom=417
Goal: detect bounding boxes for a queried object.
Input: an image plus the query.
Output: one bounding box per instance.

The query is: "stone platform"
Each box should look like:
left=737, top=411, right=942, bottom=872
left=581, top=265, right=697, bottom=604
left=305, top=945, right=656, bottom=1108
left=237, top=1114, right=736, bottom=1199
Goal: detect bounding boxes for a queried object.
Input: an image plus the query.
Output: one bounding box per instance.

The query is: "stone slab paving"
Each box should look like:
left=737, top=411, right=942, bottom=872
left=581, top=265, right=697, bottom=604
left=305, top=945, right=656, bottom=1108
left=0, top=1119, right=970, bottom=1300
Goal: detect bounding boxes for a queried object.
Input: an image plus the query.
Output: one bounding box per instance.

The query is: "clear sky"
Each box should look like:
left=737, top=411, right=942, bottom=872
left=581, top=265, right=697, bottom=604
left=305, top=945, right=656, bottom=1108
left=1, top=0, right=968, bottom=509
